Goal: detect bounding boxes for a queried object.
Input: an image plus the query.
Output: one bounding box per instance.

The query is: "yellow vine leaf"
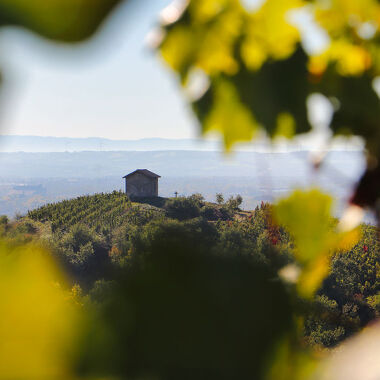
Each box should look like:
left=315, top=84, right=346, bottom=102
left=241, top=0, right=304, bottom=70
left=0, top=242, right=82, bottom=379
left=189, top=0, right=233, bottom=23
left=274, top=189, right=359, bottom=297
left=309, top=39, right=372, bottom=76
left=160, top=25, right=195, bottom=81
left=196, top=8, right=242, bottom=76
left=315, top=0, right=380, bottom=38
left=311, top=0, right=380, bottom=76
left=266, top=334, right=318, bottom=380
left=203, top=78, right=258, bottom=150
left=275, top=113, right=296, bottom=138
left=160, top=0, right=243, bottom=80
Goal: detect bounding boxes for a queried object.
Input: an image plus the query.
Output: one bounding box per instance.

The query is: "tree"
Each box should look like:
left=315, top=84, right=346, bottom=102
left=226, top=195, right=243, bottom=211
left=164, top=196, right=202, bottom=220
left=216, top=193, right=224, bottom=205
left=189, top=193, right=205, bottom=207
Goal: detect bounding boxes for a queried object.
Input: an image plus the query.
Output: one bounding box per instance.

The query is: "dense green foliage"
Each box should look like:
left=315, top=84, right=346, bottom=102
left=3, top=192, right=376, bottom=354
left=307, top=224, right=379, bottom=347
left=28, top=191, right=165, bottom=233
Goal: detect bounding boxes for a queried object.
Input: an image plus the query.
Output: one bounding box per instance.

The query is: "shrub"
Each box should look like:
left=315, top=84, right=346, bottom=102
left=164, top=196, right=201, bottom=220
left=200, top=204, right=221, bottom=221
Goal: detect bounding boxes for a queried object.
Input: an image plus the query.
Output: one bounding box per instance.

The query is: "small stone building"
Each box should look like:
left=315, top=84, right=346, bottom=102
left=123, top=169, right=160, bottom=197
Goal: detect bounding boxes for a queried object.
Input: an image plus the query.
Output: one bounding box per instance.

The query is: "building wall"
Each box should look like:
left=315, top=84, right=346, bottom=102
left=125, top=173, right=158, bottom=197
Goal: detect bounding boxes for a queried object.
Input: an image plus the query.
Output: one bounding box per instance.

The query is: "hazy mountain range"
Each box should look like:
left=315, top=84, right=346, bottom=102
left=0, top=135, right=361, bottom=153
left=0, top=150, right=364, bottom=179
left=0, top=135, right=222, bottom=152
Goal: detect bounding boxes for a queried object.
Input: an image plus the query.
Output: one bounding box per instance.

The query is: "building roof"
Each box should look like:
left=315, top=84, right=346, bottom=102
left=123, top=169, right=161, bottom=179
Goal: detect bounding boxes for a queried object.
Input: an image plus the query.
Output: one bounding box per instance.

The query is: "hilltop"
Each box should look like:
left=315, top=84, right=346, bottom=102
left=21, top=191, right=248, bottom=286
left=26, top=191, right=244, bottom=233
left=27, top=191, right=166, bottom=233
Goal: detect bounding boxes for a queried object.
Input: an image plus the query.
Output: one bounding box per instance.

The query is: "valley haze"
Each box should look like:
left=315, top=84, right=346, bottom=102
left=0, top=137, right=365, bottom=218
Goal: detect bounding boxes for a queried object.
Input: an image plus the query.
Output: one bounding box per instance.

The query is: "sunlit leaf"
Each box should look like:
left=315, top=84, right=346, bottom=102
left=314, top=0, right=380, bottom=41
left=160, top=25, right=195, bottom=81
left=266, top=335, right=318, bottom=380
left=160, top=0, right=243, bottom=81
left=241, top=0, right=304, bottom=71
left=274, top=189, right=333, bottom=263
left=193, top=77, right=258, bottom=149
left=275, top=112, right=296, bottom=138
left=274, top=189, right=359, bottom=297
left=191, top=47, right=311, bottom=148
left=0, top=241, right=81, bottom=378
left=310, top=40, right=372, bottom=77
left=189, top=0, right=233, bottom=23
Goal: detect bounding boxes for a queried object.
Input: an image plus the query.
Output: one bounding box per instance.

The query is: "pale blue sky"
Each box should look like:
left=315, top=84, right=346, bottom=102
left=0, top=0, right=358, bottom=151
left=0, top=0, right=200, bottom=140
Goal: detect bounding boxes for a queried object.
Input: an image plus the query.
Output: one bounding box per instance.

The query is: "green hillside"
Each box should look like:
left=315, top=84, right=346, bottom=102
left=2, top=191, right=378, bottom=352
left=27, top=191, right=166, bottom=233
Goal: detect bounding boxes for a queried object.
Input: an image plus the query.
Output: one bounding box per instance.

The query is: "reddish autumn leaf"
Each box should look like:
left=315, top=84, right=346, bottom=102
left=271, top=237, right=279, bottom=246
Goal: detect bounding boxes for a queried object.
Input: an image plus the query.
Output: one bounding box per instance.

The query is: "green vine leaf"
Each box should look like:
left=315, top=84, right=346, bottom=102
left=0, top=0, right=123, bottom=42
left=273, top=189, right=360, bottom=297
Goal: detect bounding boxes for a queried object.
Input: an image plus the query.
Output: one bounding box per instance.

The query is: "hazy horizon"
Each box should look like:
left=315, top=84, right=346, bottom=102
left=0, top=133, right=364, bottom=153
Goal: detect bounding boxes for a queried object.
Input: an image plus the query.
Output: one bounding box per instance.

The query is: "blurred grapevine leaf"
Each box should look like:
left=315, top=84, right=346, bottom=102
left=160, top=0, right=311, bottom=147
left=159, top=0, right=380, bottom=216
left=273, top=189, right=360, bottom=298
left=266, top=335, right=318, bottom=380
left=0, top=241, right=82, bottom=379
left=76, top=223, right=295, bottom=379
left=231, top=47, right=310, bottom=137
left=159, top=0, right=380, bottom=151
left=0, top=0, right=124, bottom=42
left=241, top=0, right=304, bottom=70
left=160, top=0, right=243, bottom=81
left=315, top=70, right=380, bottom=156
left=193, top=48, right=311, bottom=148
left=193, top=77, right=258, bottom=149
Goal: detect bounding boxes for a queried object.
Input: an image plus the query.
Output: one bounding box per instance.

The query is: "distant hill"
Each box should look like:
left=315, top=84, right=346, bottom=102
left=0, top=135, right=360, bottom=153
left=0, top=149, right=364, bottom=178
left=0, top=135, right=221, bottom=152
